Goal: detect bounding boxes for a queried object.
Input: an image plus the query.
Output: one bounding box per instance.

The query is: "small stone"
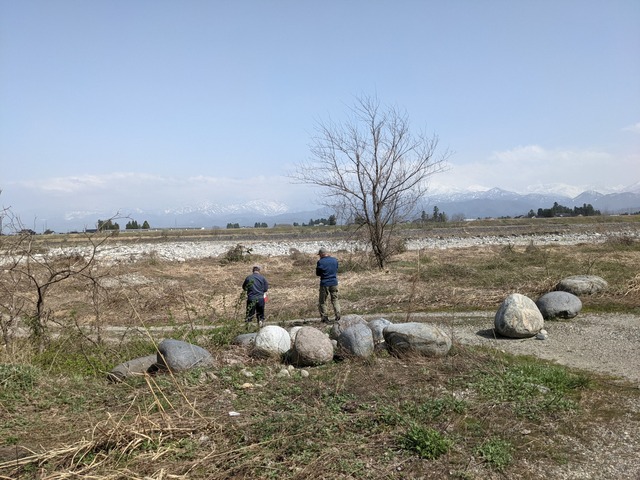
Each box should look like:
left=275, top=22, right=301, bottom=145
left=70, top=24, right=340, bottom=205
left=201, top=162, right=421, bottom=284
left=300, top=369, right=310, bottom=378
left=240, top=383, right=254, bottom=389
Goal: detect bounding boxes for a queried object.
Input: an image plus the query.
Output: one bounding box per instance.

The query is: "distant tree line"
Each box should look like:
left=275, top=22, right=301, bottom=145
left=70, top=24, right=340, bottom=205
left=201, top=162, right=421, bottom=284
left=97, top=219, right=120, bottom=231
left=97, top=219, right=151, bottom=231
left=412, top=206, right=448, bottom=225
left=292, top=215, right=337, bottom=227
left=528, top=202, right=601, bottom=218
left=125, top=220, right=150, bottom=229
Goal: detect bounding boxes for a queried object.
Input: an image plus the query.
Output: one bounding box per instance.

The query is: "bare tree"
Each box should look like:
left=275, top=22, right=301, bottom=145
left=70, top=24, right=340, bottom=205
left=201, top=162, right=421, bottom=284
left=291, top=95, right=449, bottom=269
left=0, top=205, right=115, bottom=352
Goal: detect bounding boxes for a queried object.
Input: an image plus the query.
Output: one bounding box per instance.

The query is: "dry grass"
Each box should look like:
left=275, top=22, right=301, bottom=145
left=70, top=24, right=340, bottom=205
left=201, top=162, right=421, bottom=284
left=1, top=223, right=640, bottom=479
left=7, top=236, right=639, bottom=334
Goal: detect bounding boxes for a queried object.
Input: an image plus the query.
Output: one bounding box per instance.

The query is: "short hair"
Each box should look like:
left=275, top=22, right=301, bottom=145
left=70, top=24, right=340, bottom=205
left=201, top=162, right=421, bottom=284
left=318, top=247, right=327, bottom=255
left=252, top=265, right=261, bottom=272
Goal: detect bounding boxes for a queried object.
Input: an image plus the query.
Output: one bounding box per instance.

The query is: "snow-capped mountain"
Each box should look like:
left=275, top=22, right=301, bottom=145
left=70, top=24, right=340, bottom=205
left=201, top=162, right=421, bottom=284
left=163, top=200, right=289, bottom=217
left=48, top=199, right=320, bottom=232
left=11, top=184, right=640, bottom=233
left=422, top=187, right=640, bottom=219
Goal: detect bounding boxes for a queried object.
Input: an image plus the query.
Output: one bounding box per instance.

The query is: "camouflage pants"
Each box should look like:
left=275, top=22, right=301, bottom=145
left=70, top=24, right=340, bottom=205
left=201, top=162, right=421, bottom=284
left=318, top=285, right=340, bottom=319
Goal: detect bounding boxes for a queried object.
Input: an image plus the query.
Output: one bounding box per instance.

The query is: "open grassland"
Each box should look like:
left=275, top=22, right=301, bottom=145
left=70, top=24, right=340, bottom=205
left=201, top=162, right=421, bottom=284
left=1, top=217, right=639, bottom=479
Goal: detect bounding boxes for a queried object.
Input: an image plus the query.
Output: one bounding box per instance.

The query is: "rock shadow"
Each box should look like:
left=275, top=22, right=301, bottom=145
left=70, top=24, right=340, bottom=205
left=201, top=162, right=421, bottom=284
left=476, top=328, right=516, bottom=340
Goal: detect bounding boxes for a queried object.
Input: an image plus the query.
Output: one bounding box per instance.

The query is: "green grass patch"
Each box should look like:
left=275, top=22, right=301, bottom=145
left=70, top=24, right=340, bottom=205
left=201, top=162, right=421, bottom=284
left=475, top=437, right=513, bottom=471
left=469, top=354, right=590, bottom=419
left=400, top=425, right=453, bottom=459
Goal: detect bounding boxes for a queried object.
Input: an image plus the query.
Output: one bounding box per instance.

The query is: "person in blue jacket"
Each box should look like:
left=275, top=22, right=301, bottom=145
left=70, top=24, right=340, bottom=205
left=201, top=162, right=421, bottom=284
left=242, top=265, right=269, bottom=328
left=316, top=247, right=341, bottom=323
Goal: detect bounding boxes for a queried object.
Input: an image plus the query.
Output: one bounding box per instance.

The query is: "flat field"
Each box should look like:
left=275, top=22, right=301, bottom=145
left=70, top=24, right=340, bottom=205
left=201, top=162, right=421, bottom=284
left=1, top=217, right=639, bottom=479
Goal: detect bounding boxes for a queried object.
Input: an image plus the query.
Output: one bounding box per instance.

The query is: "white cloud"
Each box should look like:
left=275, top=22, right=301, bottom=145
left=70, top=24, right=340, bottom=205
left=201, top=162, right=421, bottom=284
left=5, top=172, right=319, bottom=213
left=623, top=122, right=640, bottom=133
left=429, top=145, right=635, bottom=195
left=17, top=173, right=167, bottom=194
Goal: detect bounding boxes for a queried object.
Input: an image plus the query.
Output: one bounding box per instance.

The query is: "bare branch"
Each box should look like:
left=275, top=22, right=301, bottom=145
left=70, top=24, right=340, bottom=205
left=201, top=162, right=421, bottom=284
left=289, top=94, right=450, bottom=268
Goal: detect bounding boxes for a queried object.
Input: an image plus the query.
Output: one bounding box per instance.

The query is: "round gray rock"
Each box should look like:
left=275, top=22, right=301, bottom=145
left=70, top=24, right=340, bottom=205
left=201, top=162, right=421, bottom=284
left=536, top=291, right=582, bottom=320
left=495, top=293, right=544, bottom=338
left=329, top=314, right=368, bottom=340
left=157, top=339, right=214, bottom=372
left=337, top=323, right=375, bottom=358
left=289, top=326, right=334, bottom=367
left=556, top=275, right=608, bottom=295
left=383, top=322, right=452, bottom=357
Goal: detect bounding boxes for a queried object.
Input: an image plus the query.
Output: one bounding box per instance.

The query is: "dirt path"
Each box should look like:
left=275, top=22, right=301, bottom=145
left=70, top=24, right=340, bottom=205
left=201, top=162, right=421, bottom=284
left=360, top=311, right=640, bottom=386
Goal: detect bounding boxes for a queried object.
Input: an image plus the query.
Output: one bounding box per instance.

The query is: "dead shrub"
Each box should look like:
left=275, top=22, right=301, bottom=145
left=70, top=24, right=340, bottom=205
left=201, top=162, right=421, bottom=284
left=223, top=244, right=253, bottom=264
left=288, top=248, right=314, bottom=267
left=605, top=234, right=638, bottom=248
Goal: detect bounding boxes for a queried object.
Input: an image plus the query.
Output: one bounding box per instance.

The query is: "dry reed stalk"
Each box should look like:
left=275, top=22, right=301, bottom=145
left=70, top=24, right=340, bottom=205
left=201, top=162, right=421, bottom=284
left=0, top=410, right=214, bottom=479
left=624, top=273, right=640, bottom=297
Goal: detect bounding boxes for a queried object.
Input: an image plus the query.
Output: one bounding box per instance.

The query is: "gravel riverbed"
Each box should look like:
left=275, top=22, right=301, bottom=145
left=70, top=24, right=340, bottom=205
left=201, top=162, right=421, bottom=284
left=36, top=226, right=639, bottom=265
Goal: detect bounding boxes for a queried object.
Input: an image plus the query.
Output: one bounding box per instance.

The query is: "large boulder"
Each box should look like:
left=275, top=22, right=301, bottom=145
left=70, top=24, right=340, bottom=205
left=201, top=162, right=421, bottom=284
left=555, top=275, right=608, bottom=295
left=383, top=322, right=451, bottom=357
left=337, top=323, right=375, bottom=358
left=289, top=326, right=334, bottom=367
left=252, top=325, right=291, bottom=358
left=157, top=339, right=214, bottom=372
left=108, top=354, right=158, bottom=382
left=495, top=294, right=544, bottom=338
left=536, top=291, right=582, bottom=320
left=329, top=314, right=368, bottom=340
left=368, top=318, right=393, bottom=345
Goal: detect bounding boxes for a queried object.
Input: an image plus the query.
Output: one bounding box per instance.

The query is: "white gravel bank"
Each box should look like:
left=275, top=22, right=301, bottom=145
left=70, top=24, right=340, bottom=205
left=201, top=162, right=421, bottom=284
left=30, top=229, right=632, bottom=265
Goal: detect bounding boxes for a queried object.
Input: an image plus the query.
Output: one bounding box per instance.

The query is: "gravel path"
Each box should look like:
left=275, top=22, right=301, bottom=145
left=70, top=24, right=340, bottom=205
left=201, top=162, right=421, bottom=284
left=396, top=311, right=640, bottom=386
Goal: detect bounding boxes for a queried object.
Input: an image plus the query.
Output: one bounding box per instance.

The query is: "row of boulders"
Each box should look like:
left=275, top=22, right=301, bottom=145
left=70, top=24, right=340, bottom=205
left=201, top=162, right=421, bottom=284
left=234, top=314, right=452, bottom=367
left=109, top=315, right=452, bottom=381
left=109, top=274, right=608, bottom=381
left=494, top=274, right=608, bottom=338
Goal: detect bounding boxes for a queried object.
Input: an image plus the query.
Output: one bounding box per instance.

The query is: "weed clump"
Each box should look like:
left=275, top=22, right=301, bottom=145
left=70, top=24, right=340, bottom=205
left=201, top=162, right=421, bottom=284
left=400, top=425, right=453, bottom=459
left=475, top=437, right=513, bottom=471
left=223, top=244, right=253, bottom=263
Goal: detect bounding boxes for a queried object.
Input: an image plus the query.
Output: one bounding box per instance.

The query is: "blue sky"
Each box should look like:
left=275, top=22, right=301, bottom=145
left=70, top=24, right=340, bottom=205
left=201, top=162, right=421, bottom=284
left=1, top=0, right=639, bottom=226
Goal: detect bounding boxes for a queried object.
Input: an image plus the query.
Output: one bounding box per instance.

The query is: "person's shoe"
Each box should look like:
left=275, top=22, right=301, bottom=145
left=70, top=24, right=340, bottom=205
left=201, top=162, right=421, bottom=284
left=258, top=320, right=264, bottom=328
left=321, top=316, right=330, bottom=323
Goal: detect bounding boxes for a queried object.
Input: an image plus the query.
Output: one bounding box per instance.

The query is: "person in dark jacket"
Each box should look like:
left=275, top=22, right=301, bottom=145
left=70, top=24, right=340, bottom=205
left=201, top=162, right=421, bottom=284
left=242, top=265, right=269, bottom=328
left=316, top=247, right=340, bottom=323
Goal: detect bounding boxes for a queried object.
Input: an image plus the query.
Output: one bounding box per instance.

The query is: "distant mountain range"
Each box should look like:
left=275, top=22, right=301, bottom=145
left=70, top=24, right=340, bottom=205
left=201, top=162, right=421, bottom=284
left=26, top=184, right=640, bottom=232
left=421, top=187, right=640, bottom=220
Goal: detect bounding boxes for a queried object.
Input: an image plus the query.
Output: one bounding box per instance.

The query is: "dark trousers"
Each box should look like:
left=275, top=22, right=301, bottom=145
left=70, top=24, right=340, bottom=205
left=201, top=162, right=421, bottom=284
left=246, top=297, right=265, bottom=322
